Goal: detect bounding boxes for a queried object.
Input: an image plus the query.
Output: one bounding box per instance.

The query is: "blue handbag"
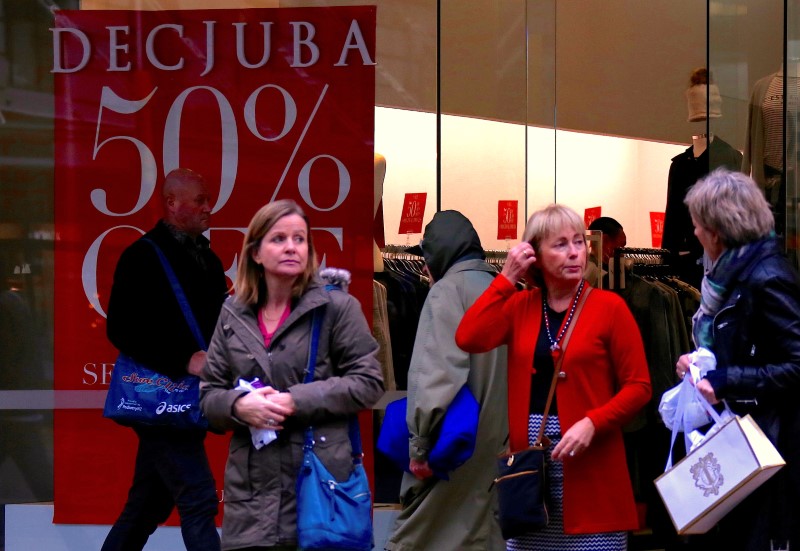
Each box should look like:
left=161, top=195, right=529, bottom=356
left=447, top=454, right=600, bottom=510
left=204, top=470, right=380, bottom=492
left=377, top=384, right=479, bottom=480
left=102, top=239, right=209, bottom=430
left=295, top=302, right=373, bottom=551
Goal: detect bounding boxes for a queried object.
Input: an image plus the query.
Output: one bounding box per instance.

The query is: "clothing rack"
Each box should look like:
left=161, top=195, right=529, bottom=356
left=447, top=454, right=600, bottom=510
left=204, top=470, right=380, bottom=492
left=612, top=247, right=673, bottom=289
left=484, top=249, right=507, bottom=267
left=382, top=244, right=418, bottom=258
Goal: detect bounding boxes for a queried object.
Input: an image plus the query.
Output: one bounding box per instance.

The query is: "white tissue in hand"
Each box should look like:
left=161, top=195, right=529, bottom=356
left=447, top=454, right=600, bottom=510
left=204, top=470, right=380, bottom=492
left=235, top=378, right=278, bottom=449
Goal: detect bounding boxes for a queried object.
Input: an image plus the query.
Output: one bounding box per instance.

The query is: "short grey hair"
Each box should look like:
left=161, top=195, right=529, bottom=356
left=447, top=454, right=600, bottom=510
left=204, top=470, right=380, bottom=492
left=684, top=168, right=774, bottom=247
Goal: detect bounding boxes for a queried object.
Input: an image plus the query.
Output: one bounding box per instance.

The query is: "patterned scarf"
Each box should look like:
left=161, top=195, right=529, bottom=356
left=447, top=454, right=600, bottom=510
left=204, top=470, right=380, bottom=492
left=691, top=235, right=774, bottom=349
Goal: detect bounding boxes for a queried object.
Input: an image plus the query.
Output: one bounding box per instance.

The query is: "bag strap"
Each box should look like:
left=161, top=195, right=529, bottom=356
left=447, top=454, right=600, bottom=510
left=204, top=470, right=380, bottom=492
left=142, top=238, right=207, bottom=351
left=302, top=290, right=363, bottom=463
left=535, top=285, right=592, bottom=446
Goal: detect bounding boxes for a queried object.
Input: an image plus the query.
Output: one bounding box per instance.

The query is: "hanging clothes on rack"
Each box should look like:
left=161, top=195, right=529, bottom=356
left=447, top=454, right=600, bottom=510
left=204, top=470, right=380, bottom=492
left=376, top=247, right=430, bottom=390
left=611, top=246, right=699, bottom=550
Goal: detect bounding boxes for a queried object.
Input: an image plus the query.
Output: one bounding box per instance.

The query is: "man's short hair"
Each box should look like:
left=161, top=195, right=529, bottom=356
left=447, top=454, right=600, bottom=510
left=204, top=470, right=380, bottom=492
left=588, top=217, right=624, bottom=238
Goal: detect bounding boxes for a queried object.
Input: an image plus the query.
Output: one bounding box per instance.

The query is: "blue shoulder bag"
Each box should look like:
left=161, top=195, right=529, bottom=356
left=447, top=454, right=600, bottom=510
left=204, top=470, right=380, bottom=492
left=102, top=238, right=209, bottom=430
left=295, top=285, right=373, bottom=551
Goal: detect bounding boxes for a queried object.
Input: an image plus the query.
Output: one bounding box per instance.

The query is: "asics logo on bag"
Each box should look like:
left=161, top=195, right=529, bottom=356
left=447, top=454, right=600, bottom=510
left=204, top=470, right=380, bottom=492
left=156, top=401, right=192, bottom=415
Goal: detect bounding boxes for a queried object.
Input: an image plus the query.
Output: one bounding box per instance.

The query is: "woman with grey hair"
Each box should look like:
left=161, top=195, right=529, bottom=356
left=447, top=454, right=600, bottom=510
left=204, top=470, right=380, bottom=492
left=675, top=167, right=800, bottom=549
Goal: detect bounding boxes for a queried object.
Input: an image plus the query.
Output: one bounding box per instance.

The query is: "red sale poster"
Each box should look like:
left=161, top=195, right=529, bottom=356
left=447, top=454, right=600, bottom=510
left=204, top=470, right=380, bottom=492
left=52, top=7, right=375, bottom=523
left=398, top=192, right=427, bottom=234
left=497, top=200, right=518, bottom=240
left=650, top=211, right=665, bottom=248
left=584, top=206, right=602, bottom=228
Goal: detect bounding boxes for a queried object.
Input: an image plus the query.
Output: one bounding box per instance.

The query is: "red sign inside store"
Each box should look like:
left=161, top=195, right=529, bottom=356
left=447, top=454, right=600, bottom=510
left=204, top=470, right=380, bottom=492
left=650, top=211, right=665, bottom=248
left=398, top=192, right=427, bottom=234
left=584, top=206, right=602, bottom=228
left=52, top=7, right=376, bottom=524
left=497, top=200, right=518, bottom=240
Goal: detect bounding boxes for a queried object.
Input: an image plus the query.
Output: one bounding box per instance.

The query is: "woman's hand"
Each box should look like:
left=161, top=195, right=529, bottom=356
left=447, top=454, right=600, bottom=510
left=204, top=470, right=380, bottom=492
left=551, top=417, right=595, bottom=461
left=695, top=378, right=720, bottom=405
left=674, top=353, right=719, bottom=403
left=233, top=386, right=295, bottom=429
left=409, top=458, right=434, bottom=480
left=675, top=353, right=692, bottom=380
left=501, top=243, right=537, bottom=284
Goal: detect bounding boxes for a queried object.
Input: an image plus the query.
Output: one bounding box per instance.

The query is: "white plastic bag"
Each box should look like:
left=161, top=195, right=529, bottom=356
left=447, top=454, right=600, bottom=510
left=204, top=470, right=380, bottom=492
left=658, top=347, right=717, bottom=432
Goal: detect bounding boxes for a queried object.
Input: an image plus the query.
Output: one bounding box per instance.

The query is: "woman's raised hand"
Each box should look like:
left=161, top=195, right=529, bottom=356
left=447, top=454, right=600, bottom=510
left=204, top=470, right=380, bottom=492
left=501, top=243, right=537, bottom=284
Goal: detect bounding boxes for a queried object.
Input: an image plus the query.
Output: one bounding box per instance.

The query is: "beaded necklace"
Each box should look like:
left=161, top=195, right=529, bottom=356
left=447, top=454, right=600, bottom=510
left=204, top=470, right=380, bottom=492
left=542, top=279, right=585, bottom=352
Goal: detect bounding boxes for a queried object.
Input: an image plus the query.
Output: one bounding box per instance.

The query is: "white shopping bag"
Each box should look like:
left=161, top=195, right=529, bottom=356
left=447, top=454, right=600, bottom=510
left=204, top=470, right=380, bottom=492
left=655, top=389, right=784, bottom=534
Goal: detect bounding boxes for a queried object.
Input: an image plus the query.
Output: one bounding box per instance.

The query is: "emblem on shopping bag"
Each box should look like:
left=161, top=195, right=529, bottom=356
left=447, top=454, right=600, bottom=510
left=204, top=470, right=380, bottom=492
left=690, top=452, right=724, bottom=497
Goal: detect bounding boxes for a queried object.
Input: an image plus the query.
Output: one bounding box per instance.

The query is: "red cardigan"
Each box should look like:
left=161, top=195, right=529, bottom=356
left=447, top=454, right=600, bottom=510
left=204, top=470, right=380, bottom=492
left=456, top=276, right=651, bottom=534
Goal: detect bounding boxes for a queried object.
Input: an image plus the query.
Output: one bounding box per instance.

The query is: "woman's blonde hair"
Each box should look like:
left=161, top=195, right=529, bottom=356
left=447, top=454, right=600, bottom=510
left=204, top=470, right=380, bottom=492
left=522, top=204, right=586, bottom=250
left=684, top=168, right=774, bottom=247
left=233, top=199, right=318, bottom=306
left=521, top=204, right=586, bottom=286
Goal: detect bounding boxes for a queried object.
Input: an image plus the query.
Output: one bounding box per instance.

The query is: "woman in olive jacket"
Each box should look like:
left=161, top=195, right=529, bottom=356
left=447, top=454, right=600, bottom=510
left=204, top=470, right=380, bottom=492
left=676, top=168, right=800, bottom=550
left=200, top=199, right=384, bottom=551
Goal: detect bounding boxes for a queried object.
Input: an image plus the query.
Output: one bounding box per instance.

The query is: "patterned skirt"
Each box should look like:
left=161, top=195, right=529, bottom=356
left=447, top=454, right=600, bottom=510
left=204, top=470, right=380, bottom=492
left=506, top=414, right=628, bottom=551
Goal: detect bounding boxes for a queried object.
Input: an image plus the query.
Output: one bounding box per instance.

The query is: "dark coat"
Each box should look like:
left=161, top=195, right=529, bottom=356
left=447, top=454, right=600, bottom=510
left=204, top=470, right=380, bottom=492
left=662, top=138, right=742, bottom=287
left=106, top=220, right=228, bottom=380
left=200, top=281, right=384, bottom=550
left=705, top=238, right=800, bottom=549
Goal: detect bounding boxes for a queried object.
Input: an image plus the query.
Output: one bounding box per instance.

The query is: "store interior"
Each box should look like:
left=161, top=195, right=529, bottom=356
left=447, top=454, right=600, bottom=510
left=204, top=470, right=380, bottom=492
left=1, top=0, right=799, bottom=549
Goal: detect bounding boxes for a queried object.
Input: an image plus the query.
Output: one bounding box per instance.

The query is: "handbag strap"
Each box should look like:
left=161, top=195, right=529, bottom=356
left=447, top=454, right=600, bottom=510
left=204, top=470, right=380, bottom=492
left=302, top=296, right=363, bottom=463
left=142, top=238, right=207, bottom=351
left=535, top=285, right=592, bottom=446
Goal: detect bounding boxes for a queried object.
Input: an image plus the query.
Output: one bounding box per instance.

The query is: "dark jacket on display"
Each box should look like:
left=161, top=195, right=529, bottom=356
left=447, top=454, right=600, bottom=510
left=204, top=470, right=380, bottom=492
left=200, top=282, right=384, bottom=550
left=704, top=237, right=800, bottom=549
left=106, top=219, right=228, bottom=380
left=662, top=138, right=742, bottom=286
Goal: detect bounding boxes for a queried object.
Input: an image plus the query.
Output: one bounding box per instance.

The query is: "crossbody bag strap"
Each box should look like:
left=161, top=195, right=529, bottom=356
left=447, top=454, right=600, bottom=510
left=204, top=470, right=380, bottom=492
left=302, top=303, right=363, bottom=462
left=142, top=238, right=207, bottom=351
left=535, top=286, right=593, bottom=446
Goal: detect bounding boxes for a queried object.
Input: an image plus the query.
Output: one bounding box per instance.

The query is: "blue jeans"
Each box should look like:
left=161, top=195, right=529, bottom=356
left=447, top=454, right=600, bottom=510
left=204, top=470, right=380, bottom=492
left=101, top=427, right=221, bottom=551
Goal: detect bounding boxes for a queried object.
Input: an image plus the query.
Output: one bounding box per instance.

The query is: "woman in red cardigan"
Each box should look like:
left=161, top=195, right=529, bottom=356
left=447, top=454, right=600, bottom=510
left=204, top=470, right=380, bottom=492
left=456, top=204, right=651, bottom=551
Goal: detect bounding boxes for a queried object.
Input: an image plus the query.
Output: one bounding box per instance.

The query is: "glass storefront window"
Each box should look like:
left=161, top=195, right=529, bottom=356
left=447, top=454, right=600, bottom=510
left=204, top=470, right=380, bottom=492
left=2, top=0, right=800, bottom=547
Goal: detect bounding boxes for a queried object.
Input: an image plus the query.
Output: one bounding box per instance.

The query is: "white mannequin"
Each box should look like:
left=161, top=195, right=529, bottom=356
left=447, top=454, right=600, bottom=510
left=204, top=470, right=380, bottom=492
left=373, top=152, right=387, bottom=273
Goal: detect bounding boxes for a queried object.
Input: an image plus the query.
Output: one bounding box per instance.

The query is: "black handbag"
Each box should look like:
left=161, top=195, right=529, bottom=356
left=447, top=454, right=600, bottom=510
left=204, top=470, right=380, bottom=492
left=493, top=286, right=591, bottom=540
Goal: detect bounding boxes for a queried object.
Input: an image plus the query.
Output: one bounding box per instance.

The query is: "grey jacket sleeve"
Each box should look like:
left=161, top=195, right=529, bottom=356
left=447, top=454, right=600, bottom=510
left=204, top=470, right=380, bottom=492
left=200, top=310, right=250, bottom=432
left=406, top=279, right=470, bottom=461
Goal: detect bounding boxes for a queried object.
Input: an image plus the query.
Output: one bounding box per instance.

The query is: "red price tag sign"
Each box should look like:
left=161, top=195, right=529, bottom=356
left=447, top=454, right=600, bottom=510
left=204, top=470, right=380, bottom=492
left=497, top=200, right=518, bottom=240
left=52, top=6, right=376, bottom=525
left=650, top=212, right=665, bottom=248
left=584, top=206, right=602, bottom=228
left=398, top=193, right=427, bottom=234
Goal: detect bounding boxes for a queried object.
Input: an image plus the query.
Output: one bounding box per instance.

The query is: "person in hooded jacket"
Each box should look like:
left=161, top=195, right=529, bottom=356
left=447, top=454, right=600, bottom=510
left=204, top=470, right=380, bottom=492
left=386, top=210, right=509, bottom=551
left=200, top=199, right=384, bottom=551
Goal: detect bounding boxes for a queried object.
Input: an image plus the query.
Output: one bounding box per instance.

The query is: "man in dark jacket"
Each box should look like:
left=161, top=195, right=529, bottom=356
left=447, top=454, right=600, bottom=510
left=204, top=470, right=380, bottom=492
left=101, top=168, right=227, bottom=551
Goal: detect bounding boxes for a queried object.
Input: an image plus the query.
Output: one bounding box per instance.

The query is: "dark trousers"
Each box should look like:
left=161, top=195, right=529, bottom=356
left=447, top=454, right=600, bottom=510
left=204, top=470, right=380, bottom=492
left=101, top=427, right=221, bottom=551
